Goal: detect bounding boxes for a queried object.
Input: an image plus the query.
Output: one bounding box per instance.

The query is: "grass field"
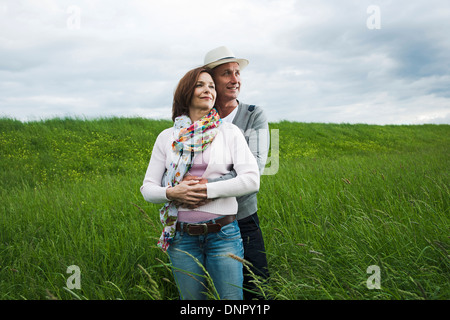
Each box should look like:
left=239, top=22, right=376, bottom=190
left=0, top=117, right=448, bottom=300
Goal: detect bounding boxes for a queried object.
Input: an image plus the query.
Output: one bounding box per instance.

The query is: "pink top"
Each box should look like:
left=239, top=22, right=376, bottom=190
left=178, top=147, right=220, bottom=223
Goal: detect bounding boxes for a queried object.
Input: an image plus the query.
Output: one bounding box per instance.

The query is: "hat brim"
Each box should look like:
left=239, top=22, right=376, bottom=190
left=204, top=58, right=249, bottom=70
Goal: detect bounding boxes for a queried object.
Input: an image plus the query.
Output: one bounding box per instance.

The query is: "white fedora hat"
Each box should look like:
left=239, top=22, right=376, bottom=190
left=203, top=46, right=249, bottom=70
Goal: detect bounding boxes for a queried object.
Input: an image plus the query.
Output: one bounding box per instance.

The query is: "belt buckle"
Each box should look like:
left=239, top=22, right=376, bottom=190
left=187, top=223, right=208, bottom=236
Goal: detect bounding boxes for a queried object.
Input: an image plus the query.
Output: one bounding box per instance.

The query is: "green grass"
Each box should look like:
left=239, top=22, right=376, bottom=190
left=0, top=117, right=448, bottom=300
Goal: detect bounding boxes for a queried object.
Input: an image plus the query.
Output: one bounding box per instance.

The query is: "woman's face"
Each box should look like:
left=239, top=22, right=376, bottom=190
left=190, top=72, right=216, bottom=112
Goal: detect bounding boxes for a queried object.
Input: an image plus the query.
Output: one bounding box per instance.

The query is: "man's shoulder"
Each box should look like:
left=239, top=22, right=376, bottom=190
left=238, top=102, right=265, bottom=114
left=233, top=102, right=268, bottom=131
left=237, top=102, right=267, bottom=121
left=238, top=102, right=268, bottom=124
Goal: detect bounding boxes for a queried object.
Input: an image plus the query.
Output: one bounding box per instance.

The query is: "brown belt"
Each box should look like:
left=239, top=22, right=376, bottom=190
left=176, top=215, right=236, bottom=236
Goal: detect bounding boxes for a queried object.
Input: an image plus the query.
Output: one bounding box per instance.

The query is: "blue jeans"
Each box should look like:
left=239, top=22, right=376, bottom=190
left=167, top=219, right=244, bottom=300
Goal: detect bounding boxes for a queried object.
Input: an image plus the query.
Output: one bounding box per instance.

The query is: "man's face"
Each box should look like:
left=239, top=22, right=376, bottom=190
left=212, top=62, right=241, bottom=102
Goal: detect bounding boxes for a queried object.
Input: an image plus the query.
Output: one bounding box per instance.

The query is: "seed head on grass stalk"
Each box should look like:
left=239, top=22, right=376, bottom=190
left=137, top=264, right=162, bottom=300
left=132, top=202, right=158, bottom=232
left=227, top=253, right=268, bottom=300
left=45, top=289, right=58, bottom=300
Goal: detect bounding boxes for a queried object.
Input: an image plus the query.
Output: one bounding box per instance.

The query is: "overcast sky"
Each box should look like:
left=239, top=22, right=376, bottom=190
left=1, top=0, right=449, bottom=124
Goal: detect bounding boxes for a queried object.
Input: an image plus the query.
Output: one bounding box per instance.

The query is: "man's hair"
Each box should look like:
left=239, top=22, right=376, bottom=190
left=172, top=67, right=214, bottom=121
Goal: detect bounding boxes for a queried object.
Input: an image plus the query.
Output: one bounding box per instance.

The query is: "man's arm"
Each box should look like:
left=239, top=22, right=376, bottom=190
left=246, top=107, right=269, bottom=176
left=207, top=169, right=237, bottom=183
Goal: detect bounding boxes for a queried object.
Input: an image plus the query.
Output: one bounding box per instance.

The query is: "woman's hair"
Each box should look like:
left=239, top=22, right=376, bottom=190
left=172, top=67, right=214, bottom=121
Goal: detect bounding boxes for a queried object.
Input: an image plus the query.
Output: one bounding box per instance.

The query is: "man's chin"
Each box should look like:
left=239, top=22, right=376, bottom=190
left=225, top=92, right=239, bottom=99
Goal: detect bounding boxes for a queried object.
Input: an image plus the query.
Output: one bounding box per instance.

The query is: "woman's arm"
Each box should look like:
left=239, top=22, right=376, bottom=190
left=140, top=130, right=171, bottom=203
left=140, top=129, right=208, bottom=205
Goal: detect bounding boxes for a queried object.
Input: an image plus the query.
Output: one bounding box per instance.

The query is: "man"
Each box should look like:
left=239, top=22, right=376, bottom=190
left=203, top=46, right=270, bottom=300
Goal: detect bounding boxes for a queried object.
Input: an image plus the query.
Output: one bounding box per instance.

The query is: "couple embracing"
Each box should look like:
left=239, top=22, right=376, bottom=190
left=141, top=46, right=269, bottom=300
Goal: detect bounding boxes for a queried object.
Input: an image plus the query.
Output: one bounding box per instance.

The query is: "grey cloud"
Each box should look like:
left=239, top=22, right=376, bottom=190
left=0, top=0, right=449, bottom=124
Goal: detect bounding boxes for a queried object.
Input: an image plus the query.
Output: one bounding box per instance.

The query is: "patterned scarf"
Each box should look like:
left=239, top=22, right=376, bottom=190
left=158, top=108, right=222, bottom=251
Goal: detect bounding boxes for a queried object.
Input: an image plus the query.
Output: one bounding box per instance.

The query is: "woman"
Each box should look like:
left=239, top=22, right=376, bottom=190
left=140, top=67, right=260, bottom=300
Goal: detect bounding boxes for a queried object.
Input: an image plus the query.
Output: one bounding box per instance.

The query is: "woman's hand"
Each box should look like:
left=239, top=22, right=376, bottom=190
left=166, top=179, right=208, bottom=206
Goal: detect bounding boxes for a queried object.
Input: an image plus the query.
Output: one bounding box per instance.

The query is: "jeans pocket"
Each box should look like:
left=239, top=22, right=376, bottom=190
left=217, top=220, right=241, bottom=241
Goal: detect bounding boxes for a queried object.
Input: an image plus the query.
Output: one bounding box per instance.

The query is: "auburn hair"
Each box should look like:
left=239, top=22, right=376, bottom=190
left=172, top=67, right=214, bottom=121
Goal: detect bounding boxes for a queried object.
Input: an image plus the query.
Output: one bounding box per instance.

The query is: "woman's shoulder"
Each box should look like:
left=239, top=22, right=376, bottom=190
left=157, top=126, right=173, bottom=137
left=219, top=121, right=242, bottom=133
left=154, top=127, right=174, bottom=145
left=218, top=121, right=245, bottom=144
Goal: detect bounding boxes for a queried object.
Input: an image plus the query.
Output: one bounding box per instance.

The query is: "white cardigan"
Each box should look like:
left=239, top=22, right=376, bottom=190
left=140, top=122, right=260, bottom=215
